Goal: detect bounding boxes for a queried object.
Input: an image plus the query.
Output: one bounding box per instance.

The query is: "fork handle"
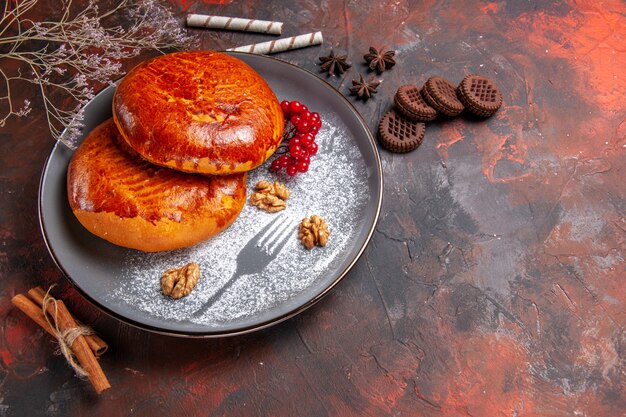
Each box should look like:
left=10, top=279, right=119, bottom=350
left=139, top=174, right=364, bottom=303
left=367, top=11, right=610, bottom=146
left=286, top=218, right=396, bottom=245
left=193, top=271, right=243, bottom=318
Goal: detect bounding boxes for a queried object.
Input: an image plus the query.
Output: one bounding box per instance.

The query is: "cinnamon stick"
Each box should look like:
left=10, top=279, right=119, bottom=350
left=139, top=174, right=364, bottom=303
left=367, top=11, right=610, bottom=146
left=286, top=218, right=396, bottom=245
left=44, top=298, right=111, bottom=393
left=12, top=294, right=57, bottom=337
left=27, top=287, right=108, bottom=356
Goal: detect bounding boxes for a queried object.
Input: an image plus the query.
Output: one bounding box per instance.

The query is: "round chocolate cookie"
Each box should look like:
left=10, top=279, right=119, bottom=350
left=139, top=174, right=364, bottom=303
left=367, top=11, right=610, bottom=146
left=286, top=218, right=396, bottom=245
left=456, top=74, right=503, bottom=117
left=421, top=76, right=464, bottom=117
left=394, top=84, right=438, bottom=122
left=378, top=110, right=426, bottom=153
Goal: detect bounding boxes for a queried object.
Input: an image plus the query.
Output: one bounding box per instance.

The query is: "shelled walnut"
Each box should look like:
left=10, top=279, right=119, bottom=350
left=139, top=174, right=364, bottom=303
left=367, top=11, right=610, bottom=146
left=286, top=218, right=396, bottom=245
left=161, top=262, right=200, bottom=299
left=250, top=180, right=290, bottom=212
left=298, top=215, right=329, bottom=249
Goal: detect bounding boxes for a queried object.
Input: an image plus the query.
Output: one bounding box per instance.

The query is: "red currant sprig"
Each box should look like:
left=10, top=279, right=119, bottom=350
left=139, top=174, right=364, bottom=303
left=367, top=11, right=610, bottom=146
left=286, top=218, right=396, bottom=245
left=271, top=100, right=322, bottom=176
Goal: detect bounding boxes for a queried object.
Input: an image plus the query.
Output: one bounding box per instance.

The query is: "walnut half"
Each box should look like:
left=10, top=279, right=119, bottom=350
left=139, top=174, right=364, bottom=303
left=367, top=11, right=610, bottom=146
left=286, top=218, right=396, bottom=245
left=161, top=262, right=200, bottom=299
left=298, top=215, right=329, bottom=249
left=250, top=180, right=290, bottom=212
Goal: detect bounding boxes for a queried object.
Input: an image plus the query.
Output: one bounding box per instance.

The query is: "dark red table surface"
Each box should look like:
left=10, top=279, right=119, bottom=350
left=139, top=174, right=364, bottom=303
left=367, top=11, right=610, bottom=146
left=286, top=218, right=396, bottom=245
left=1, top=0, right=624, bottom=415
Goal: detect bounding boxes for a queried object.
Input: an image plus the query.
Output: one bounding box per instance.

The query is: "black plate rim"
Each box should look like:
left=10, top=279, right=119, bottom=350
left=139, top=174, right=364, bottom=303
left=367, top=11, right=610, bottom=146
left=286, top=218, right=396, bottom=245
left=38, top=51, right=383, bottom=338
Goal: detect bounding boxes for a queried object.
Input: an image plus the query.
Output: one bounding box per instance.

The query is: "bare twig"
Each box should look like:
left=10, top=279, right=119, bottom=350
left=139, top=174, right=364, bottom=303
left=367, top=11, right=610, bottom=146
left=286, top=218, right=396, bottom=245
left=0, top=0, right=196, bottom=148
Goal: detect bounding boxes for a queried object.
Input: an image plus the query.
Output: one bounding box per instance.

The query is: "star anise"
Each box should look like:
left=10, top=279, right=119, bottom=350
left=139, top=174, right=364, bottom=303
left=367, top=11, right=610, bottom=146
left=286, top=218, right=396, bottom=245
left=364, top=46, right=396, bottom=74
left=319, top=50, right=351, bottom=76
left=349, top=75, right=381, bottom=101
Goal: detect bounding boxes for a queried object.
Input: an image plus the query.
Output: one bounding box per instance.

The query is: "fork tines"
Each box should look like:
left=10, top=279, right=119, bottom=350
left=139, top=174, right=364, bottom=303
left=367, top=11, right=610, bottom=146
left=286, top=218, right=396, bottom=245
left=256, top=213, right=298, bottom=254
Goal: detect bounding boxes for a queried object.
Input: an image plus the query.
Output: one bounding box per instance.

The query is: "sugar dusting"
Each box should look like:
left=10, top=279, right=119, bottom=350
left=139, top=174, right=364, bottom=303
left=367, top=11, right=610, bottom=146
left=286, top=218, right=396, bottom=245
left=108, top=116, right=370, bottom=328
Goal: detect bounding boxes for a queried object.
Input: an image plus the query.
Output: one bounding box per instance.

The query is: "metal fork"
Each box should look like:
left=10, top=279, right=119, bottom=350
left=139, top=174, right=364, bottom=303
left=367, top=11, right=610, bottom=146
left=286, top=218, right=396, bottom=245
left=193, top=213, right=298, bottom=317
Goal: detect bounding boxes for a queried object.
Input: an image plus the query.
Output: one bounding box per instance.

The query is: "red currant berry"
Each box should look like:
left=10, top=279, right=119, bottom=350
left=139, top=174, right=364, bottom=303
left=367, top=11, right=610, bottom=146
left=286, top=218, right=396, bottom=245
left=300, top=154, right=311, bottom=164
left=277, top=101, right=319, bottom=176
left=286, top=165, right=298, bottom=176
left=301, top=111, right=312, bottom=123
left=289, top=144, right=303, bottom=159
left=301, top=133, right=314, bottom=147
left=296, top=160, right=309, bottom=173
left=289, top=101, right=302, bottom=115
left=296, top=121, right=310, bottom=133
left=270, top=159, right=282, bottom=171
left=277, top=154, right=292, bottom=167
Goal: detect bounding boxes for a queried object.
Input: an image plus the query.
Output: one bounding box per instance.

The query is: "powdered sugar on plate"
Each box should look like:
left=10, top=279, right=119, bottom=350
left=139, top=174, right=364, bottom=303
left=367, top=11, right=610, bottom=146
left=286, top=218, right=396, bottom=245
left=108, top=115, right=370, bottom=328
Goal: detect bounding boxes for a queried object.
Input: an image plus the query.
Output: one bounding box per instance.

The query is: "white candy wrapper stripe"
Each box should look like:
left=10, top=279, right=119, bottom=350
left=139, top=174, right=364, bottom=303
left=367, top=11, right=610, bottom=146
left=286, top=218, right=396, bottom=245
left=187, top=14, right=283, bottom=35
left=227, top=32, right=323, bottom=55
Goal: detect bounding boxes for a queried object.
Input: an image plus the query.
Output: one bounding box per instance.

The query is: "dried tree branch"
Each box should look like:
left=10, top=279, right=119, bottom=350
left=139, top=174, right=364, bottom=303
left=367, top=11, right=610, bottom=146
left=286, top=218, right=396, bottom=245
left=0, top=0, right=196, bottom=148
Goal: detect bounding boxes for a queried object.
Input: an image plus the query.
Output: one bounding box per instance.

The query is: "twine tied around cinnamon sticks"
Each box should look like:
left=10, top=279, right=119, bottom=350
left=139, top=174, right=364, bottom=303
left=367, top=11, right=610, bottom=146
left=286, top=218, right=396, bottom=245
left=12, top=286, right=110, bottom=393
left=41, top=287, right=94, bottom=377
